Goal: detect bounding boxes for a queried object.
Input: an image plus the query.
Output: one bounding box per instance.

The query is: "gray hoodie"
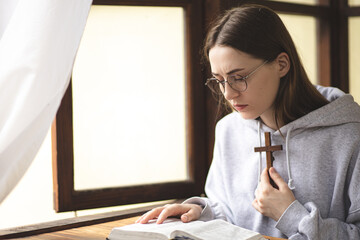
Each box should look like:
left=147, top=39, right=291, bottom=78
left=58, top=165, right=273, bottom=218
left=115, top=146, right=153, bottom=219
left=184, top=86, right=360, bottom=239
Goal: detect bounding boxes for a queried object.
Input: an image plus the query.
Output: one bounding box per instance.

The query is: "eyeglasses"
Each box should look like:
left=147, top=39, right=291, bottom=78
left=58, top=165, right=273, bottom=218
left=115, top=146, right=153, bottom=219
left=205, top=60, right=268, bottom=94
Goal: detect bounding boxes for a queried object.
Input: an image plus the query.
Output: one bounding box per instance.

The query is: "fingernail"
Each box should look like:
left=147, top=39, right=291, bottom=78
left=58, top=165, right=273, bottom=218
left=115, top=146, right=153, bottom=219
left=182, top=215, right=188, bottom=222
left=270, top=167, right=276, bottom=173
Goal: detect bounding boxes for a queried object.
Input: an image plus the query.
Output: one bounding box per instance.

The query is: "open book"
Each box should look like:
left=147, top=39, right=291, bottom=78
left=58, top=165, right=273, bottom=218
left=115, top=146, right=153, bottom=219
left=107, top=218, right=266, bottom=240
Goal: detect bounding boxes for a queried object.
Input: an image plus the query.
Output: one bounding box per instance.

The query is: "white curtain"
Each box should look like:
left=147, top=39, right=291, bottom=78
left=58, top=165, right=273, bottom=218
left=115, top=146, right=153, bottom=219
left=0, top=0, right=92, bottom=203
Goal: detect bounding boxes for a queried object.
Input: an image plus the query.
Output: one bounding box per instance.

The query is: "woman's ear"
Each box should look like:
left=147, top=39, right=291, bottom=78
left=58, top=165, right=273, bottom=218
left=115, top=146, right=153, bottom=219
left=276, top=52, right=290, bottom=78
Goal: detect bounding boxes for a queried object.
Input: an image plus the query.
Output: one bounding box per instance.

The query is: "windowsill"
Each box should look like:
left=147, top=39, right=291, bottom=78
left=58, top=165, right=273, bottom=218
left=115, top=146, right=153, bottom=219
left=0, top=200, right=180, bottom=239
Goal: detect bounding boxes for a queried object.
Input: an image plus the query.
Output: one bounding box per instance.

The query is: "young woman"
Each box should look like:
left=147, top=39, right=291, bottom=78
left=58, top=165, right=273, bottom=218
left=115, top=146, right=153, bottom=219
left=137, top=5, right=360, bottom=239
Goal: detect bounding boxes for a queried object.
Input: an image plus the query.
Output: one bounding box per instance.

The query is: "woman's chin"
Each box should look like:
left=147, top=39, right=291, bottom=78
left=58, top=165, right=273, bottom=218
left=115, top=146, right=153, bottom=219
left=237, top=111, right=258, bottom=120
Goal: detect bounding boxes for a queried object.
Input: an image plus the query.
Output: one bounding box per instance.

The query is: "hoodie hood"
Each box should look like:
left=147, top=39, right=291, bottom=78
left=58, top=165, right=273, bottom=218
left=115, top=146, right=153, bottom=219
left=256, top=86, right=360, bottom=190
left=281, top=85, right=360, bottom=134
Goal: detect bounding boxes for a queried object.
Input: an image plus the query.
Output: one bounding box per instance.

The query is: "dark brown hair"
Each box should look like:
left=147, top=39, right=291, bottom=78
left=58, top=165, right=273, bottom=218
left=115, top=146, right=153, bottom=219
left=204, top=4, right=329, bottom=129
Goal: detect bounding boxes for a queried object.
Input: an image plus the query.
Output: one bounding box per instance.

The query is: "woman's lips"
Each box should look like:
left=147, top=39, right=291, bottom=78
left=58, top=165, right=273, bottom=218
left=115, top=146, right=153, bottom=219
left=233, top=104, right=248, bottom=111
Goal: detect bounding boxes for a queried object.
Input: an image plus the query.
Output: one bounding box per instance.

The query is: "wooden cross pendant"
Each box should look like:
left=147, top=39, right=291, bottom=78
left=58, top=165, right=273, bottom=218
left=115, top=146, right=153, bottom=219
left=254, top=132, right=283, bottom=189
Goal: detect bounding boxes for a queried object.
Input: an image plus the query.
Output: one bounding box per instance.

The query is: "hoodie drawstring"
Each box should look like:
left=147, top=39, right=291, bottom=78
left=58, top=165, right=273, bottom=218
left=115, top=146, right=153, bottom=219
left=256, top=121, right=295, bottom=190
left=285, top=128, right=295, bottom=190
left=257, top=121, right=262, bottom=184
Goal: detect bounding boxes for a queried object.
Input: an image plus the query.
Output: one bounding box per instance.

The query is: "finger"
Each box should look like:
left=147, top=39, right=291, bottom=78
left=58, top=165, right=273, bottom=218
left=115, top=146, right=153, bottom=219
left=269, top=167, right=287, bottom=189
left=252, top=199, right=260, bottom=212
left=260, top=167, right=270, bottom=187
left=136, top=211, right=151, bottom=223
left=138, top=210, right=159, bottom=224
left=254, top=184, right=261, bottom=198
left=180, top=205, right=202, bottom=223
left=136, top=212, right=152, bottom=223
left=156, top=205, right=180, bottom=224
left=138, top=207, right=164, bottom=224
left=135, top=215, right=143, bottom=223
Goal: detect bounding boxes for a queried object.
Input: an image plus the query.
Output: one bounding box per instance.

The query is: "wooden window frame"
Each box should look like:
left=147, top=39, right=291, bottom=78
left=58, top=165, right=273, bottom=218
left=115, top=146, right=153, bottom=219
left=52, top=0, right=208, bottom=212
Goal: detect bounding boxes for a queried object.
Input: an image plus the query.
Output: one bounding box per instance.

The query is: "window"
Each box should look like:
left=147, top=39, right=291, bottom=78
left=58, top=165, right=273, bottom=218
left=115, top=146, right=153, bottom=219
left=349, top=0, right=360, bottom=6
left=349, top=17, right=360, bottom=102
left=269, top=0, right=329, bottom=6
left=278, top=14, right=317, bottom=84
left=72, top=6, right=188, bottom=191
left=52, top=0, right=207, bottom=212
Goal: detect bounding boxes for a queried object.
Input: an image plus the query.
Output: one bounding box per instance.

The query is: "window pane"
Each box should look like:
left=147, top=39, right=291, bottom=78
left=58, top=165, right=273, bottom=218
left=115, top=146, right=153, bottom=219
left=72, top=6, right=187, bottom=190
left=268, top=0, right=329, bottom=5
left=349, top=17, right=360, bottom=103
left=349, top=0, right=360, bottom=6
left=279, top=14, right=318, bottom=84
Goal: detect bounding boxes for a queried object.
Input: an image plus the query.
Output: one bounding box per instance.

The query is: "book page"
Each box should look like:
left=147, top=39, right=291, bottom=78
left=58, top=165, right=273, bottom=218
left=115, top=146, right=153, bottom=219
left=169, top=219, right=265, bottom=240
left=108, top=230, right=168, bottom=240
left=108, top=218, right=265, bottom=240
left=108, top=218, right=188, bottom=240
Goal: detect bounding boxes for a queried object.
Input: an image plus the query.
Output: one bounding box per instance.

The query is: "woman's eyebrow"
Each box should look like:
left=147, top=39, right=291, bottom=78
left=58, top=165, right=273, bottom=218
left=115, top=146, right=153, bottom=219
left=212, top=68, right=245, bottom=76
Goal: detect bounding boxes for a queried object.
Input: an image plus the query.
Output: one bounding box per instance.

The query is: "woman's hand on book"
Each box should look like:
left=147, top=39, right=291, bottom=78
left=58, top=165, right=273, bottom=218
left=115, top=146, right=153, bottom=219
left=136, top=203, right=203, bottom=224
left=252, top=167, right=296, bottom=221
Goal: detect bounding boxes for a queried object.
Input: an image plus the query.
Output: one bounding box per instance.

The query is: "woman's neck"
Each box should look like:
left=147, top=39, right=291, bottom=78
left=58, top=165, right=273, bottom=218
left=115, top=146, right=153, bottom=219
left=260, top=111, right=283, bottom=130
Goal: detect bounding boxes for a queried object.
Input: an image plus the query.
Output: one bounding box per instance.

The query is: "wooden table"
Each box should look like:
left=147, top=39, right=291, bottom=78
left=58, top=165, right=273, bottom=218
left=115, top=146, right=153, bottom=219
left=0, top=209, right=286, bottom=240
left=5, top=217, right=139, bottom=240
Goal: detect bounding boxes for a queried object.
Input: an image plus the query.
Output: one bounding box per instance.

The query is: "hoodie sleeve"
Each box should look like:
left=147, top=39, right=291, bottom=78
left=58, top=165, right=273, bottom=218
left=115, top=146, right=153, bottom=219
left=183, top=123, right=233, bottom=222
left=276, top=201, right=360, bottom=240
left=275, top=152, right=360, bottom=239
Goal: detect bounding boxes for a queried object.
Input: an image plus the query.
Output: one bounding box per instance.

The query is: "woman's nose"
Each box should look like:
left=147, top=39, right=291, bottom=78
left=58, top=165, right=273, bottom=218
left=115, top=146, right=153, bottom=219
left=223, top=82, right=240, bottom=100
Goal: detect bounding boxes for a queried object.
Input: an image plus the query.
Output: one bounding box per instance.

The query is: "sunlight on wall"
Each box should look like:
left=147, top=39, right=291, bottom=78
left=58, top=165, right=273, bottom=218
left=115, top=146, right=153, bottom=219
left=349, top=17, right=360, bottom=103
left=279, top=14, right=317, bottom=84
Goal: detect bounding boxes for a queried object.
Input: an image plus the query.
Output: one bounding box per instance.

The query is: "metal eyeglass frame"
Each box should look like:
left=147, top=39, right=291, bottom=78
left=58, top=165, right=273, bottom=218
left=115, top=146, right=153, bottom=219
left=205, top=60, right=268, bottom=93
